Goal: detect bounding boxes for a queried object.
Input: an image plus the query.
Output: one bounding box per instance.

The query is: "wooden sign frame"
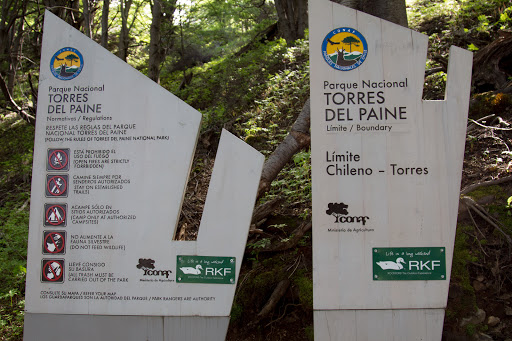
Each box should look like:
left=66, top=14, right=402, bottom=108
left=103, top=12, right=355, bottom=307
left=24, top=12, right=264, bottom=341
left=309, top=1, right=472, bottom=340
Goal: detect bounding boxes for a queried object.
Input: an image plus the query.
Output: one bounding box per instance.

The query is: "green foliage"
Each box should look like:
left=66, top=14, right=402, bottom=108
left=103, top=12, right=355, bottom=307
left=164, top=35, right=309, bottom=135
left=305, top=325, right=314, bottom=340
left=230, top=302, right=243, bottom=323
left=467, top=184, right=507, bottom=201
left=0, top=117, right=34, bottom=189
left=409, top=0, right=512, bottom=98
left=0, top=192, right=29, bottom=341
left=268, top=150, right=311, bottom=204
left=176, top=0, right=276, bottom=58
left=292, top=271, right=313, bottom=310
left=446, top=224, right=478, bottom=323
left=0, top=116, right=32, bottom=340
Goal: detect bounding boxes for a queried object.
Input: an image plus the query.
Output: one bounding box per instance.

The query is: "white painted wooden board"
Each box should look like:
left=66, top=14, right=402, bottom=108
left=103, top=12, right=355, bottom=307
left=314, top=309, right=445, bottom=341
left=24, top=314, right=229, bottom=341
left=309, top=0, right=472, bottom=314
left=24, top=10, right=264, bottom=333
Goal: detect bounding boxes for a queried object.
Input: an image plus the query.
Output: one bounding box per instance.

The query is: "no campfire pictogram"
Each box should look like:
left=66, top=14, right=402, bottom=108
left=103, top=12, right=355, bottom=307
left=43, top=231, right=66, bottom=254
left=45, top=175, right=68, bottom=197
left=41, top=259, right=64, bottom=283
left=47, top=149, right=70, bottom=171
left=44, top=204, right=67, bottom=226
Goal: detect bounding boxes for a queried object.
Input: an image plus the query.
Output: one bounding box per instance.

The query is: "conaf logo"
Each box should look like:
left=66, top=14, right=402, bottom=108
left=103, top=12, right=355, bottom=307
left=50, top=47, right=84, bottom=80
left=321, top=28, right=368, bottom=71
left=136, top=258, right=172, bottom=278
left=326, top=202, right=369, bottom=225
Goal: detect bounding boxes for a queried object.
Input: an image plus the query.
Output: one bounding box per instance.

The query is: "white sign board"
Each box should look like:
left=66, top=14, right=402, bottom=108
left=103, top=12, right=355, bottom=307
left=309, top=1, right=472, bottom=340
left=24, top=12, right=263, bottom=340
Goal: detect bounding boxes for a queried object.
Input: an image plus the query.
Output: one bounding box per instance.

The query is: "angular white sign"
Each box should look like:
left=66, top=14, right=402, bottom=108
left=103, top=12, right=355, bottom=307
left=310, top=1, right=472, bottom=340
left=25, top=11, right=264, bottom=320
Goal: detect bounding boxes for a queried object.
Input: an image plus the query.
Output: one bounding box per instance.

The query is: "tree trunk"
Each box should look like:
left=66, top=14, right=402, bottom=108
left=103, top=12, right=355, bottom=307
left=274, top=0, right=308, bottom=42
left=83, top=0, right=92, bottom=38
left=117, top=0, right=133, bottom=61
left=472, top=30, right=512, bottom=93
left=256, top=0, right=407, bottom=198
left=148, top=0, right=164, bottom=83
left=333, top=0, right=407, bottom=27
left=101, top=0, right=109, bottom=48
left=257, top=98, right=310, bottom=198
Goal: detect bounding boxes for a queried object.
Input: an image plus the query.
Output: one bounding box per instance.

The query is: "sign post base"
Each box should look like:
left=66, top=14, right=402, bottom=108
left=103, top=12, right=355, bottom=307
left=314, top=309, right=445, bottom=341
left=24, top=313, right=230, bottom=341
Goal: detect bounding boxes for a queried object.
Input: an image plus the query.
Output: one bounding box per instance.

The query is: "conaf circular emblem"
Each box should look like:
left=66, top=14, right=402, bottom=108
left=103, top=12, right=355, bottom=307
left=321, top=28, right=368, bottom=71
left=50, top=47, right=84, bottom=80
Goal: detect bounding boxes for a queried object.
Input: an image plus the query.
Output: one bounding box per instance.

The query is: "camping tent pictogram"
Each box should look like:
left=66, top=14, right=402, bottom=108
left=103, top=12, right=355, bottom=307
left=44, top=204, right=67, bottom=226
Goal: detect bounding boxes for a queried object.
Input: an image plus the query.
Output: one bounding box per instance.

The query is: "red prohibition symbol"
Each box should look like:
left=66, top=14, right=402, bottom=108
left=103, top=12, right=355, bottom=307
left=48, top=149, right=69, bottom=170
left=44, top=232, right=65, bottom=254
left=41, top=260, right=64, bottom=282
left=47, top=175, right=67, bottom=196
left=45, top=205, right=66, bottom=226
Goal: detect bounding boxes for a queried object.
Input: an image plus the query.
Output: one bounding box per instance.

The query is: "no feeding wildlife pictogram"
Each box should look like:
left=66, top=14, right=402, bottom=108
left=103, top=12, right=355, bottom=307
left=47, top=149, right=70, bottom=171
left=41, top=259, right=64, bottom=283
left=45, top=174, right=68, bottom=197
left=43, top=231, right=66, bottom=254
left=44, top=203, right=67, bottom=227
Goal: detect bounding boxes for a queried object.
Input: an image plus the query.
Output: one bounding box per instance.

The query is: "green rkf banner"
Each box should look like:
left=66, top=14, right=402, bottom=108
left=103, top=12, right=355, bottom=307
left=176, top=256, right=236, bottom=284
left=373, top=247, right=446, bottom=281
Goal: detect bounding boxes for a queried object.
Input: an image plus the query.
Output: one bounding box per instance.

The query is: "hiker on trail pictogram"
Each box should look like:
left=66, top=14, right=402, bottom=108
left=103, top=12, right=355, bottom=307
left=46, top=175, right=68, bottom=197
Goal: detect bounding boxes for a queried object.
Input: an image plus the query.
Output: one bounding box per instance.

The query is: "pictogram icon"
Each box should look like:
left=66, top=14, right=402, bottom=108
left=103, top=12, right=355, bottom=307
left=45, top=175, right=68, bottom=197
left=43, top=231, right=66, bottom=254
left=44, top=204, right=67, bottom=227
left=41, top=259, right=64, bottom=283
left=47, top=149, right=70, bottom=171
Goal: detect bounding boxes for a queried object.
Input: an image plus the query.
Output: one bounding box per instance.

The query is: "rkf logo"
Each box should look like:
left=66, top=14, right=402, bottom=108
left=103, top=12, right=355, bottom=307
left=325, top=202, right=369, bottom=225
left=136, top=258, right=172, bottom=279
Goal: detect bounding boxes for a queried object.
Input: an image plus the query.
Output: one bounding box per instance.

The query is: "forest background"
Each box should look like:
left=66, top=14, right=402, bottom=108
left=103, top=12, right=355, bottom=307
left=1, top=0, right=512, bottom=340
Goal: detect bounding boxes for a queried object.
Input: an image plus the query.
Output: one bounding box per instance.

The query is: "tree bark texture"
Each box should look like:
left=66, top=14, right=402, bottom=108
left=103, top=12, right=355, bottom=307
left=82, top=0, right=92, bottom=38
left=274, top=0, right=308, bottom=42
left=257, top=98, right=310, bottom=198
left=101, top=0, right=109, bottom=48
left=472, top=30, right=512, bottom=92
left=332, top=0, right=408, bottom=27
left=148, top=0, right=164, bottom=83
left=117, top=0, right=133, bottom=61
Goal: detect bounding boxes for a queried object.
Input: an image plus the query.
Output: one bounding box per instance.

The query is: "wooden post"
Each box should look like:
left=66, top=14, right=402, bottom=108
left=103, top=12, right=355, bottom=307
left=309, top=1, right=472, bottom=340
left=23, top=12, right=264, bottom=341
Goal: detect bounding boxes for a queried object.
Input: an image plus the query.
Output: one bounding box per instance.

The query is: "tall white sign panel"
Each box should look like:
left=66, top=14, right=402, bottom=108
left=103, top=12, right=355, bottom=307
left=24, top=12, right=264, bottom=341
left=310, top=1, right=472, bottom=340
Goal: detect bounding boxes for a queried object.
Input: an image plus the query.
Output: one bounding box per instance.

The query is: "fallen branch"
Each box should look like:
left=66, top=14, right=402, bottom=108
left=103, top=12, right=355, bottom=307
left=249, top=278, right=291, bottom=327
left=251, top=196, right=284, bottom=225
left=0, top=73, right=35, bottom=125
left=259, top=220, right=312, bottom=253
left=424, top=66, right=445, bottom=77
left=257, top=99, right=310, bottom=198
left=460, top=196, right=512, bottom=245
left=460, top=175, right=512, bottom=195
